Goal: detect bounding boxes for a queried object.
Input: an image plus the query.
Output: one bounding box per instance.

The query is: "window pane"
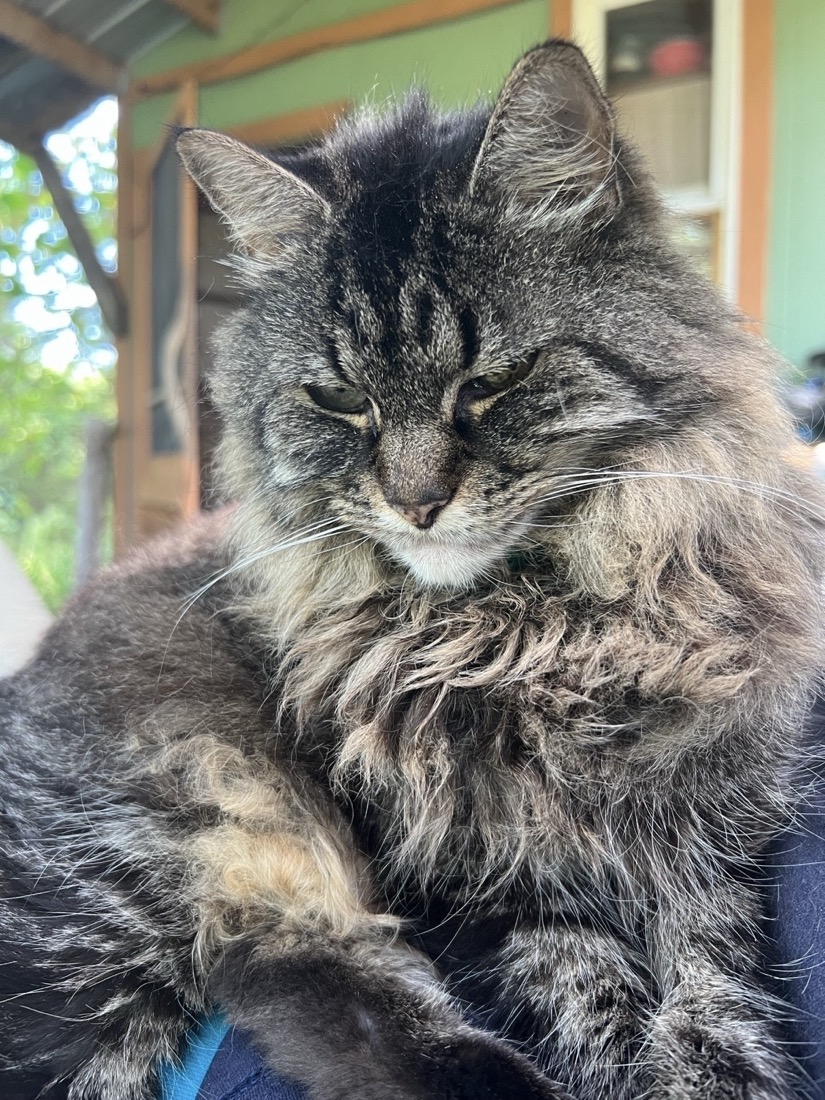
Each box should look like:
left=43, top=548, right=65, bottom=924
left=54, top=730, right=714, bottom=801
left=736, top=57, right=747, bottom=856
left=606, top=0, right=713, bottom=192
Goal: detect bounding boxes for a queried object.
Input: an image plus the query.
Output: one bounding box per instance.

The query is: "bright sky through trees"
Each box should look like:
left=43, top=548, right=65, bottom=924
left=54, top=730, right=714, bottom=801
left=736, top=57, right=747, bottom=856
left=0, top=98, right=118, bottom=610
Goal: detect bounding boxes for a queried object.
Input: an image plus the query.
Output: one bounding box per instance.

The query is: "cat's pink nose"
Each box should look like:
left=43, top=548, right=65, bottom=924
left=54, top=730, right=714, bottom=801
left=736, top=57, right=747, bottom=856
left=387, top=495, right=451, bottom=529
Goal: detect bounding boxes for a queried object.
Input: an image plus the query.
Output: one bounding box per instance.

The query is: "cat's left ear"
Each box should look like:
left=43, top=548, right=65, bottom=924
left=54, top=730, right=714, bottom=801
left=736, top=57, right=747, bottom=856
left=469, top=40, right=620, bottom=226
left=177, top=128, right=330, bottom=261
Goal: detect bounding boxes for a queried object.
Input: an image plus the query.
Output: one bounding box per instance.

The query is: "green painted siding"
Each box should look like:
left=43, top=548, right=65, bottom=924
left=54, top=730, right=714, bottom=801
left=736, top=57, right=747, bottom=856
left=767, top=0, right=825, bottom=370
left=132, top=0, right=550, bottom=148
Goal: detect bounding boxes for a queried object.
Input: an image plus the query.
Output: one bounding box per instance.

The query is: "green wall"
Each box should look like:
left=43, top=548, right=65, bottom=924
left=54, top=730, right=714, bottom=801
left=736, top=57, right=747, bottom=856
left=132, top=0, right=550, bottom=148
left=766, top=0, right=825, bottom=370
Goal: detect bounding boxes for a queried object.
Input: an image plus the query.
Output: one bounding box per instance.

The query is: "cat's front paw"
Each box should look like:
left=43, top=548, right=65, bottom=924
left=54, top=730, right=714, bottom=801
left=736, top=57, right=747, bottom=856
left=418, top=1030, right=573, bottom=1100
left=302, top=1026, right=573, bottom=1100
left=648, top=1009, right=798, bottom=1100
left=213, top=941, right=573, bottom=1100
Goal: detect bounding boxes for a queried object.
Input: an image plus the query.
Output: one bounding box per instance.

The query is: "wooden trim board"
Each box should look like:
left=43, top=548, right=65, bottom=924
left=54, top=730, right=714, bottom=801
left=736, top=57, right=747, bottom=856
left=228, top=101, right=350, bottom=147
left=737, top=0, right=773, bottom=327
left=549, top=0, right=573, bottom=38
left=133, top=0, right=526, bottom=97
left=0, top=0, right=124, bottom=92
left=163, top=0, right=221, bottom=34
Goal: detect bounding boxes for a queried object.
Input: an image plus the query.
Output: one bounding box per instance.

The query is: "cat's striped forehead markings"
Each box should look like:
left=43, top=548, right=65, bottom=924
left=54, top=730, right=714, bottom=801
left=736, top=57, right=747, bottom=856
left=331, top=277, right=480, bottom=393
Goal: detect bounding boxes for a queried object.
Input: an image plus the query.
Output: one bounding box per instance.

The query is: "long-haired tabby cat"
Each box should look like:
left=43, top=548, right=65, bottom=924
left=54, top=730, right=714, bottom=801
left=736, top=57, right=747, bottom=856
left=1, top=40, right=823, bottom=1100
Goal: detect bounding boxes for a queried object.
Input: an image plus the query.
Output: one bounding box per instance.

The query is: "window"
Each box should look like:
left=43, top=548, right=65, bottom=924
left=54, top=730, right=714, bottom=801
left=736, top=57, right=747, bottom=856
left=573, top=0, right=741, bottom=293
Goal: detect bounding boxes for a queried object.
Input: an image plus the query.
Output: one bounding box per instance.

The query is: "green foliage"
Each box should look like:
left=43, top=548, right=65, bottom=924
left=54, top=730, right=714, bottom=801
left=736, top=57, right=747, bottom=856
left=0, top=100, right=117, bottom=612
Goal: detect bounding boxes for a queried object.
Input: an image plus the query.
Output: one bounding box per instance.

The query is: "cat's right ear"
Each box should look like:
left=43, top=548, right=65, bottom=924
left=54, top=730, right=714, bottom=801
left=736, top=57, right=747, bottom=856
left=469, top=40, right=620, bottom=228
left=177, top=129, right=330, bottom=261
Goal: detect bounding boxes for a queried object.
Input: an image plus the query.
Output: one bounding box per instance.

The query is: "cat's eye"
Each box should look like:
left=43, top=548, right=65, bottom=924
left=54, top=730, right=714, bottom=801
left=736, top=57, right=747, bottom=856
left=305, top=383, right=369, bottom=414
left=458, top=352, right=539, bottom=404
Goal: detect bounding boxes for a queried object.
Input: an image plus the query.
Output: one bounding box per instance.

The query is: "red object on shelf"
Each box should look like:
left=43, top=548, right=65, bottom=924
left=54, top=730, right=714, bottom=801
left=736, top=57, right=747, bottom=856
left=649, top=37, right=706, bottom=78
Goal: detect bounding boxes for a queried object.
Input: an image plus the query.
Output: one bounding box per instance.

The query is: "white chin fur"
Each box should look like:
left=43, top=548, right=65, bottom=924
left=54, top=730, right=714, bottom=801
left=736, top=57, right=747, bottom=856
left=390, top=539, right=504, bottom=589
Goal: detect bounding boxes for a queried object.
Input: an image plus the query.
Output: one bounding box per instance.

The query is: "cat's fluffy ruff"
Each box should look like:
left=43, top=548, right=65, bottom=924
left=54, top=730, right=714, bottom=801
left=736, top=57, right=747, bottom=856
left=1, top=40, right=823, bottom=1100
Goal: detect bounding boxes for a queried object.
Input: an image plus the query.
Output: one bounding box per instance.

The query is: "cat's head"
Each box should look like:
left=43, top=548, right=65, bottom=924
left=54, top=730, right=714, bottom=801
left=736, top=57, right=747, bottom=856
left=178, top=41, right=741, bottom=591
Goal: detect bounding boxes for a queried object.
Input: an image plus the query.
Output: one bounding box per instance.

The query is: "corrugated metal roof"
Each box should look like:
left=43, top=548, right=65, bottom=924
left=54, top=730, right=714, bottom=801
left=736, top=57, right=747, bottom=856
left=0, top=0, right=194, bottom=143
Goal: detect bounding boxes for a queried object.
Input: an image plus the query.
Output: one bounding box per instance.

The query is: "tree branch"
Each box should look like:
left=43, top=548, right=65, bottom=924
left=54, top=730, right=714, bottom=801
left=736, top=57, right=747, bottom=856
left=27, top=140, right=129, bottom=339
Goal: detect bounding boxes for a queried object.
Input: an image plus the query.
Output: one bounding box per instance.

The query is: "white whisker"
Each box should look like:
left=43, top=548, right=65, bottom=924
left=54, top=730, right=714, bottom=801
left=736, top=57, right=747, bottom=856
left=526, top=468, right=825, bottom=528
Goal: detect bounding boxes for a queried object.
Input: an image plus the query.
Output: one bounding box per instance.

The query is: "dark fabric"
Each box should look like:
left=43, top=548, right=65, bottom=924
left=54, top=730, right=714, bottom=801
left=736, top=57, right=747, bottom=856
left=769, top=817, right=825, bottom=1096
left=196, top=762, right=825, bottom=1100
left=765, top=698, right=825, bottom=1097
left=197, top=1029, right=306, bottom=1100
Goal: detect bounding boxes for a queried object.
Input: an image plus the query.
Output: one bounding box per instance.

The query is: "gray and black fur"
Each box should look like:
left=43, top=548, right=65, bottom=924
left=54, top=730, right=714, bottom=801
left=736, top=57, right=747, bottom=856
left=2, top=41, right=824, bottom=1100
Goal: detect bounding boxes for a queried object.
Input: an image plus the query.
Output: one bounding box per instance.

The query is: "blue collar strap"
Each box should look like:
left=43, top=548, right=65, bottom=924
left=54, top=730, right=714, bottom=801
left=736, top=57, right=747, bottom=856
left=160, top=1014, right=230, bottom=1100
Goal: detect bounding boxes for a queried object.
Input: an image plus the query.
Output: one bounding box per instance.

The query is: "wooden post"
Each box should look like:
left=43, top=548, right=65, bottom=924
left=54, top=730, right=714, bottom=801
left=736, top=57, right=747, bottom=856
left=737, top=0, right=774, bottom=327
left=178, top=80, right=201, bottom=520
left=114, top=95, right=138, bottom=555
left=129, top=83, right=201, bottom=540
left=550, top=0, right=573, bottom=38
left=76, top=418, right=115, bottom=587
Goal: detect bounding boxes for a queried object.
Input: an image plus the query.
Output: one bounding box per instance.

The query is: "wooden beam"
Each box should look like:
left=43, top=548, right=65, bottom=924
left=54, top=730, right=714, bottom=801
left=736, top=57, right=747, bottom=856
left=131, top=83, right=201, bottom=543
left=133, top=0, right=524, bottom=97
left=0, top=89, right=94, bottom=149
left=162, top=0, right=220, bottom=34
left=27, top=140, right=129, bottom=338
left=228, top=101, right=350, bottom=148
left=737, top=0, right=773, bottom=327
left=0, top=0, right=124, bottom=92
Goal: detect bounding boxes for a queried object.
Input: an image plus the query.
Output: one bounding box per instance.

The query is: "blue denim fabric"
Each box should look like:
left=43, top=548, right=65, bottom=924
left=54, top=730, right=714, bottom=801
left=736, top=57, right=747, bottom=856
left=194, top=1027, right=306, bottom=1100
left=158, top=1012, right=306, bottom=1100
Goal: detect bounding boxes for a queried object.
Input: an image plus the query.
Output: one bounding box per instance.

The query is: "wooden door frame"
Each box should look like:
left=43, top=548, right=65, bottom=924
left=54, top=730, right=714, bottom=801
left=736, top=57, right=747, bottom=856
left=737, top=0, right=773, bottom=327
left=115, top=98, right=349, bottom=548
left=117, top=82, right=199, bottom=546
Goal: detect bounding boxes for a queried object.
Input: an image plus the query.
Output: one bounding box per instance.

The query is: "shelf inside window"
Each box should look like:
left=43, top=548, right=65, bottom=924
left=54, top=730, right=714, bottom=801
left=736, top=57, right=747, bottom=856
left=609, top=66, right=711, bottom=97
left=613, top=69, right=711, bottom=191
